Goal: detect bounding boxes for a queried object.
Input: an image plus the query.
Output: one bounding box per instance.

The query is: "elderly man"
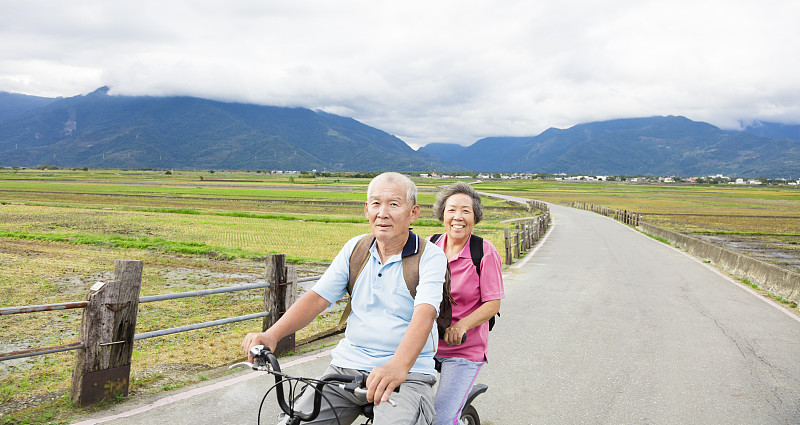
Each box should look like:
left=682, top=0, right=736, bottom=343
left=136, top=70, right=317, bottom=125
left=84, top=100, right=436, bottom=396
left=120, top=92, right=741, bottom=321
left=242, top=172, right=447, bottom=425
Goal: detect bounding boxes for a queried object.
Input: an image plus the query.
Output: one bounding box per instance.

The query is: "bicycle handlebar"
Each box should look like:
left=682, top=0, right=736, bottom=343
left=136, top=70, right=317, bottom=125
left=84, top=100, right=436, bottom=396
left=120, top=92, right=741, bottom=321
left=230, top=345, right=398, bottom=422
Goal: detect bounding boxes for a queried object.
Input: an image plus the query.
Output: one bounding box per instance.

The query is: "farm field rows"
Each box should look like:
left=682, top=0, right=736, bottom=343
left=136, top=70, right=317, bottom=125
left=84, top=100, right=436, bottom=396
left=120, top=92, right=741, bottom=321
left=0, top=169, right=529, bottom=418
left=478, top=179, right=800, bottom=271
left=1, top=168, right=798, bottom=422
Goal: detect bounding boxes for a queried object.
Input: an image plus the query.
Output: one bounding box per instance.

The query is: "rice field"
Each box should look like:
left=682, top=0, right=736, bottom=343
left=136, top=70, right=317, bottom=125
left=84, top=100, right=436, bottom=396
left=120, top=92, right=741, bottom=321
left=482, top=179, right=800, bottom=236
left=486, top=179, right=800, bottom=270
left=2, top=168, right=797, bottom=419
left=0, top=169, right=528, bottom=413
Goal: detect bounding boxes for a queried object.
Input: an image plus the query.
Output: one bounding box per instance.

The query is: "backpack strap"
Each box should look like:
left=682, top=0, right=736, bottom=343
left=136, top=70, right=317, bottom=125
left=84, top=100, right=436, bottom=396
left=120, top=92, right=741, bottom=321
left=469, top=235, right=483, bottom=277
left=431, top=233, right=482, bottom=276
left=402, top=234, right=424, bottom=297
left=469, top=234, right=500, bottom=330
left=467, top=234, right=499, bottom=330
left=428, top=233, right=494, bottom=330
left=337, top=232, right=429, bottom=330
left=347, top=234, right=375, bottom=295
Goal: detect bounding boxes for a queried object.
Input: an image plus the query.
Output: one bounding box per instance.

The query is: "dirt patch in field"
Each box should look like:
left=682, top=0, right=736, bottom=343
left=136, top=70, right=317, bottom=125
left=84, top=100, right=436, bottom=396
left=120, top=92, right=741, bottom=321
left=693, top=234, right=800, bottom=273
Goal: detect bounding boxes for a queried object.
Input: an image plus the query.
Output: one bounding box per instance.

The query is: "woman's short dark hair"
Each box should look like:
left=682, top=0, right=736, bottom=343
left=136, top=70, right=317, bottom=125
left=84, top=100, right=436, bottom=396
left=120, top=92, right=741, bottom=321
left=433, top=182, right=484, bottom=224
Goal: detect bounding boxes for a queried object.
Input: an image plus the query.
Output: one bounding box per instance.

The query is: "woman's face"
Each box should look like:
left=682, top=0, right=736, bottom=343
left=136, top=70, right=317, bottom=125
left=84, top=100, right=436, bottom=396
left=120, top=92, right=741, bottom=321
left=443, top=193, right=475, bottom=242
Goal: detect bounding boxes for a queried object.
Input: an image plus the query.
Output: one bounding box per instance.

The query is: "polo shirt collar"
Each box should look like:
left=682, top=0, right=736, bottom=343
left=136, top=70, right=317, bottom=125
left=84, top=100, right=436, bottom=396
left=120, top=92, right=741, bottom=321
left=434, top=233, right=473, bottom=259
left=401, top=230, right=421, bottom=258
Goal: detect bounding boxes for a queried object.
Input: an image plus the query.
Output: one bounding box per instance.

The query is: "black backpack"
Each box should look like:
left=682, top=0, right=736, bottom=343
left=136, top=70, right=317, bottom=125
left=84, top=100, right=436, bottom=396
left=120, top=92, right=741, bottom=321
left=343, top=233, right=454, bottom=336
left=430, top=234, right=499, bottom=331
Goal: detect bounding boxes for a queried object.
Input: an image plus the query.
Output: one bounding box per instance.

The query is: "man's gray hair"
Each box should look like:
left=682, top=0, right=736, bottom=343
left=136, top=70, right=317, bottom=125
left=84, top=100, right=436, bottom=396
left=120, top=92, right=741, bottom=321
left=367, top=172, right=417, bottom=205
left=433, top=182, right=484, bottom=224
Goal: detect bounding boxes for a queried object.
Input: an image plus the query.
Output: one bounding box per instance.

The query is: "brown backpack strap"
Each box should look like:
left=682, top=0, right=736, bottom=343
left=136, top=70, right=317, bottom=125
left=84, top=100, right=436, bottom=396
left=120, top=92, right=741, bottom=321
left=402, top=236, right=454, bottom=304
left=402, top=235, right=425, bottom=297
left=348, top=234, right=375, bottom=295
left=338, top=233, right=439, bottom=331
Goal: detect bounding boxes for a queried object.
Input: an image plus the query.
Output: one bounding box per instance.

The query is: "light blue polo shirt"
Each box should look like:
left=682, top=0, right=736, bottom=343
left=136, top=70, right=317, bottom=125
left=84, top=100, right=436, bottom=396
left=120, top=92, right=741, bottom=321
left=311, top=231, right=447, bottom=376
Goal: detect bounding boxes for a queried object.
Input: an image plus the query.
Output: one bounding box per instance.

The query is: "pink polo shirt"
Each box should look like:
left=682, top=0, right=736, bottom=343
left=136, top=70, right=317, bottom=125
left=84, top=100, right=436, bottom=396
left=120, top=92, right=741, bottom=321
left=429, top=234, right=505, bottom=362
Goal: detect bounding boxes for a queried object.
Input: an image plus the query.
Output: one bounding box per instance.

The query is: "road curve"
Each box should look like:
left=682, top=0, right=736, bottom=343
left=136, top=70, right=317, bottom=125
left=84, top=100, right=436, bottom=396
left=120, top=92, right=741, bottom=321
left=477, top=203, right=800, bottom=424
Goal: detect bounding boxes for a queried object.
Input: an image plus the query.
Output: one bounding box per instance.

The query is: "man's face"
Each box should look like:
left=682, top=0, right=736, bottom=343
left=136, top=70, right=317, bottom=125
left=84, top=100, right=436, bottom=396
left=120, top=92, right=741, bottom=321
left=364, top=179, right=420, bottom=245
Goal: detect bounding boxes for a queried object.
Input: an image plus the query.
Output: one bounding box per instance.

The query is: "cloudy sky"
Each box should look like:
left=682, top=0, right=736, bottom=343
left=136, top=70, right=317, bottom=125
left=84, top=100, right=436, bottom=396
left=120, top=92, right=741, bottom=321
left=1, top=0, right=798, bottom=147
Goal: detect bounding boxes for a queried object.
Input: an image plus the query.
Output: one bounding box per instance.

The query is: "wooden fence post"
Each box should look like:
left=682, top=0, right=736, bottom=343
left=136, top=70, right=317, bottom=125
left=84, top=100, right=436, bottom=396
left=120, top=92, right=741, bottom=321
left=522, top=221, right=528, bottom=250
left=263, top=254, right=296, bottom=356
left=526, top=220, right=532, bottom=250
left=538, top=216, right=543, bottom=235
left=514, top=224, right=520, bottom=259
left=504, top=227, right=512, bottom=265
left=71, top=260, right=142, bottom=407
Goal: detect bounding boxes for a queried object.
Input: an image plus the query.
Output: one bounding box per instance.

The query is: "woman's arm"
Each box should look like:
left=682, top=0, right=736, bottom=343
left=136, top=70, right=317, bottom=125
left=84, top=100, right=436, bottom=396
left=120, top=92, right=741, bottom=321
left=442, top=299, right=501, bottom=346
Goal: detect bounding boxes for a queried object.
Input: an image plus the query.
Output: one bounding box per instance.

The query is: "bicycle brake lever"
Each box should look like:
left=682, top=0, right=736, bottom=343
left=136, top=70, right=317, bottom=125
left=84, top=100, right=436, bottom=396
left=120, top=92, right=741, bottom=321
left=229, top=361, right=272, bottom=372
left=352, top=388, right=397, bottom=407
left=229, top=361, right=255, bottom=370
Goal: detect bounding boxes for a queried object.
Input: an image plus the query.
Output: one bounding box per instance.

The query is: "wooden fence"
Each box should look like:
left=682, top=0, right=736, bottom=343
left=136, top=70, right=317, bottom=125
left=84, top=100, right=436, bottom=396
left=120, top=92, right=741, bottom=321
left=569, top=201, right=643, bottom=227
left=500, top=200, right=551, bottom=265
left=0, top=254, right=298, bottom=407
left=0, top=199, right=551, bottom=408
left=502, top=215, right=549, bottom=265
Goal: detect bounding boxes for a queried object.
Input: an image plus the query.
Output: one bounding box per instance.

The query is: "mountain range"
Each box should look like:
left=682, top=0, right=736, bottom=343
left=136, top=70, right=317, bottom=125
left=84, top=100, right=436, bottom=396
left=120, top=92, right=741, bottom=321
left=0, top=87, right=450, bottom=172
left=1, top=88, right=799, bottom=177
left=419, top=117, right=800, bottom=177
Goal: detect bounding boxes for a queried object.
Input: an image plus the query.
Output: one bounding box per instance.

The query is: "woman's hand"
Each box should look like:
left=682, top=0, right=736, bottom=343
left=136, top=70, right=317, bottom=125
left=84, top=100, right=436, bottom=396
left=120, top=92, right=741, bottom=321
left=442, top=300, right=501, bottom=346
left=443, top=324, right=467, bottom=345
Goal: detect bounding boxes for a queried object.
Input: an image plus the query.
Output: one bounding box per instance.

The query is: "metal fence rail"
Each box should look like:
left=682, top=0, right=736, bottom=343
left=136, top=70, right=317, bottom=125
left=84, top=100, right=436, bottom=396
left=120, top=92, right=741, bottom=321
left=0, top=342, right=85, bottom=361
left=0, top=301, right=89, bottom=316
left=134, top=312, right=269, bottom=340
left=1, top=275, right=325, bottom=363
left=138, top=281, right=271, bottom=303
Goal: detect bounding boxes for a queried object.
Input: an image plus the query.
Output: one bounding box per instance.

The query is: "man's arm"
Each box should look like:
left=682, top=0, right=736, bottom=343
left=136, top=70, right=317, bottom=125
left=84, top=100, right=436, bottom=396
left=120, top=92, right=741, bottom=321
left=241, top=290, right=330, bottom=361
left=365, top=303, right=437, bottom=404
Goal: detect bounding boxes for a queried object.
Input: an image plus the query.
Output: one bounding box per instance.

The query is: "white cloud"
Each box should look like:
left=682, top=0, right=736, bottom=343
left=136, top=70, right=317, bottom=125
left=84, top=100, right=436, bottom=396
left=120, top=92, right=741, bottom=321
left=1, top=0, right=799, bottom=146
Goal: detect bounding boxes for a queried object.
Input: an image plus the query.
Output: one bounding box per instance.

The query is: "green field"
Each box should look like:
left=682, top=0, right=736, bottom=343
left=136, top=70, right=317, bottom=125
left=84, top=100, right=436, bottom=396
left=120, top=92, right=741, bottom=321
left=478, top=179, right=800, bottom=239
left=1, top=168, right=798, bottom=422
left=0, top=168, right=532, bottom=419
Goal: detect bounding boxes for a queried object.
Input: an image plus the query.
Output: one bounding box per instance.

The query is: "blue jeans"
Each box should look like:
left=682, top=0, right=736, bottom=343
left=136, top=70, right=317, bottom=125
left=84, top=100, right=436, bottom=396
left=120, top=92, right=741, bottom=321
left=433, top=357, right=484, bottom=425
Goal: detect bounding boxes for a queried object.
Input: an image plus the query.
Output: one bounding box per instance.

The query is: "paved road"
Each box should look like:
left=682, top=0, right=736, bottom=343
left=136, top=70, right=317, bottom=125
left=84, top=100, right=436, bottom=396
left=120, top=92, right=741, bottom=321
left=72, top=203, right=800, bottom=425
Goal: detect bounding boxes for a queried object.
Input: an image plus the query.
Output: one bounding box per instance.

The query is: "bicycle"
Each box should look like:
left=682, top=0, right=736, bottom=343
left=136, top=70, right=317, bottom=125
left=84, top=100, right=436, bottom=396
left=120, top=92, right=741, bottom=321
left=232, top=345, right=487, bottom=425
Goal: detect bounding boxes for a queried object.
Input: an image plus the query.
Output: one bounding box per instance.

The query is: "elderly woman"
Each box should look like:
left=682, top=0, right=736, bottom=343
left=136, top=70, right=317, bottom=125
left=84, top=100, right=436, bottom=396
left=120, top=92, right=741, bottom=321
left=428, top=182, right=504, bottom=425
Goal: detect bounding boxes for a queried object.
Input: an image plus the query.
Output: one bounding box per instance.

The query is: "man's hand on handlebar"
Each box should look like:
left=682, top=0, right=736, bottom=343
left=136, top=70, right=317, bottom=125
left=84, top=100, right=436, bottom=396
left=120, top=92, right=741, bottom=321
left=366, top=361, right=407, bottom=406
left=241, top=331, right=277, bottom=362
